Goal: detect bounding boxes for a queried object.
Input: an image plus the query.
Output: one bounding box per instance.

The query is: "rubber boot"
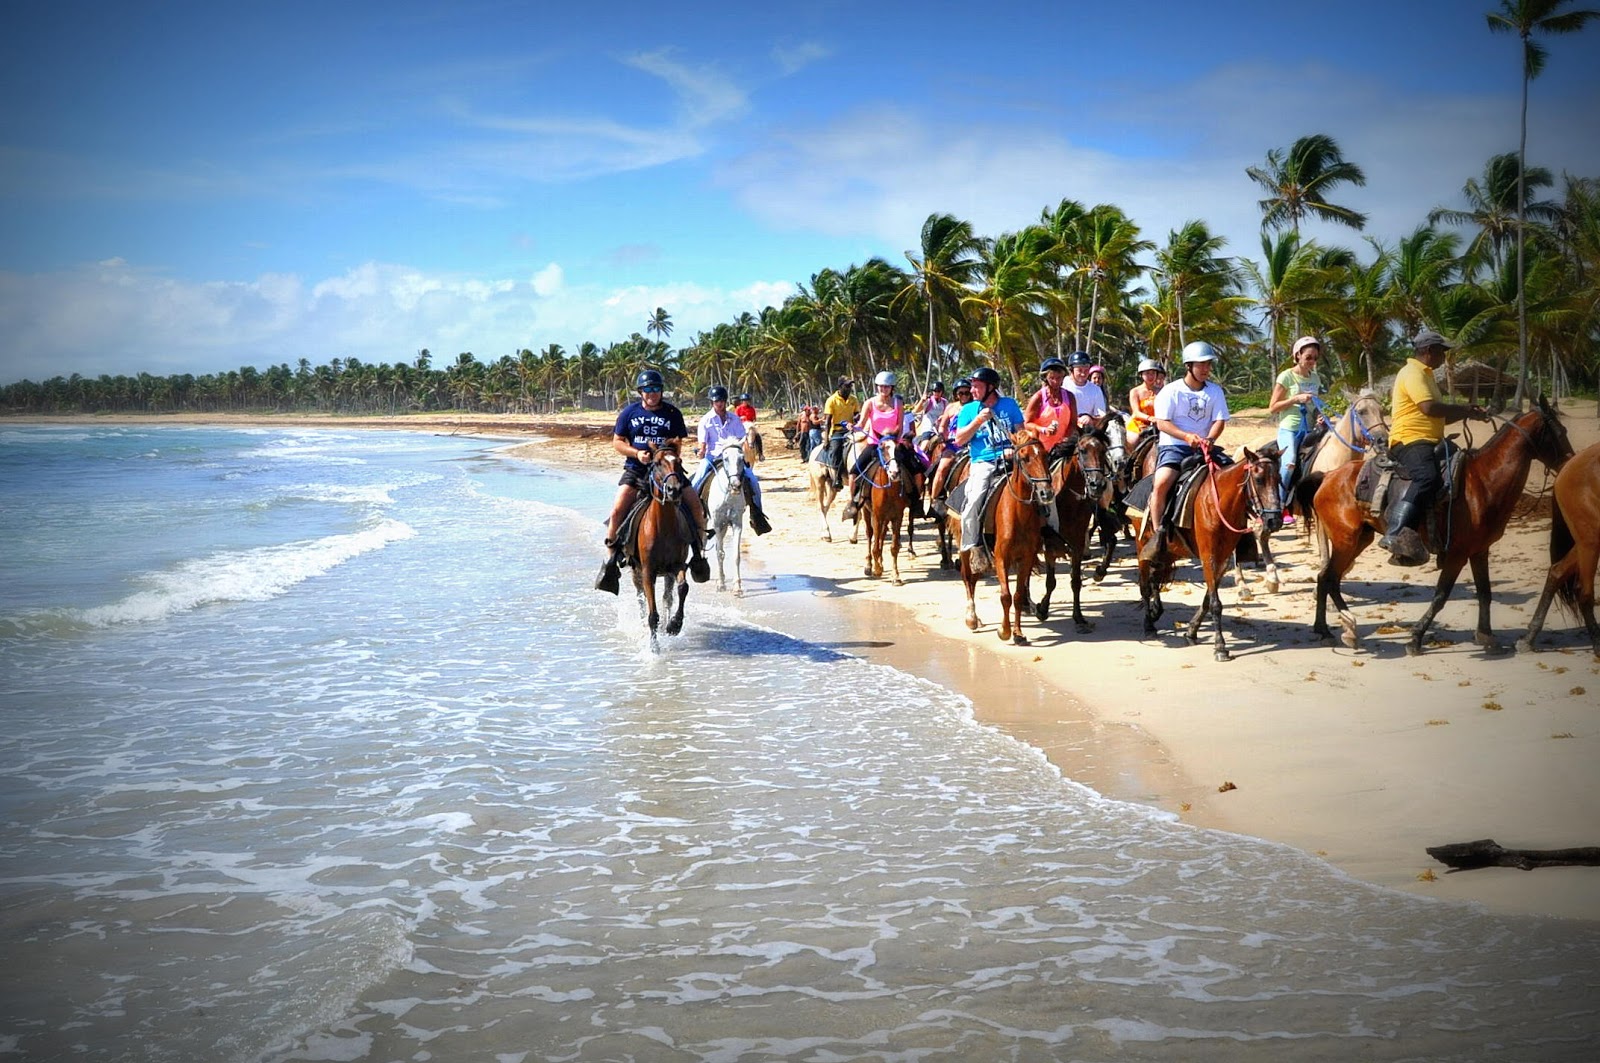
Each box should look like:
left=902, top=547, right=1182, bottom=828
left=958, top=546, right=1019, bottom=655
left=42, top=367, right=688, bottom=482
left=743, top=482, right=772, bottom=535
left=1138, top=524, right=1165, bottom=562
left=689, top=534, right=711, bottom=583
left=1377, top=499, right=1428, bottom=566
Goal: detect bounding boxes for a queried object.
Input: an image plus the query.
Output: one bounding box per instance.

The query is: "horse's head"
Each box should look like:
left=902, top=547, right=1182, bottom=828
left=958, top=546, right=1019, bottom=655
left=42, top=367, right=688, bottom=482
left=718, top=444, right=746, bottom=480
left=647, top=444, right=684, bottom=504
left=1349, top=389, right=1389, bottom=445
left=1010, top=426, right=1055, bottom=506
left=1072, top=429, right=1110, bottom=498
left=1240, top=446, right=1284, bottom=533
left=1531, top=395, right=1574, bottom=471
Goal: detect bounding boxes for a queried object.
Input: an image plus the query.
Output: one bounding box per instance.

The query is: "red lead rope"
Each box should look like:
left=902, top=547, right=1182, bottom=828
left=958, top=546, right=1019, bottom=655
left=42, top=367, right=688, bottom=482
left=1202, top=442, right=1254, bottom=535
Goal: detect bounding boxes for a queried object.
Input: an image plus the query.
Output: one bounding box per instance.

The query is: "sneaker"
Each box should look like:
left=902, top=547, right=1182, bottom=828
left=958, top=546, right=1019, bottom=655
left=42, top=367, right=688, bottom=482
left=1281, top=513, right=1296, bottom=527
left=689, top=554, right=711, bottom=583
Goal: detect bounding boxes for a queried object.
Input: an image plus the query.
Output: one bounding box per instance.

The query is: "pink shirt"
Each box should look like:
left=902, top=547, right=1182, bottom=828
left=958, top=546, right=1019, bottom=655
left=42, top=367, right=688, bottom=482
left=861, top=398, right=904, bottom=443
left=1029, top=385, right=1074, bottom=452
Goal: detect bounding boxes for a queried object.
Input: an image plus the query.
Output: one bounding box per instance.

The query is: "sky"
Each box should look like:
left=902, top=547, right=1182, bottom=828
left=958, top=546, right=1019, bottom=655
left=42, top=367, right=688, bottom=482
left=2, top=0, right=1598, bottom=384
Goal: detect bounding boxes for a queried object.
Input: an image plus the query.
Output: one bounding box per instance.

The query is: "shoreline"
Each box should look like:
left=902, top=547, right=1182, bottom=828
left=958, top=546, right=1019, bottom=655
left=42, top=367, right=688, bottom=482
left=13, top=407, right=1600, bottom=921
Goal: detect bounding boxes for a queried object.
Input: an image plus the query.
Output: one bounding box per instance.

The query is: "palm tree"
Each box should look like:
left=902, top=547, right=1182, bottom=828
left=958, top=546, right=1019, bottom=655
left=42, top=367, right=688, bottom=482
left=901, top=213, right=985, bottom=386
left=1326, top=240, right=1397, bottom=391
left=646, top=307, right=673, bottom=343
left=962, top=228, right=1064, bottom=392
left=1428, top=152, right=1560, bottom=276
left=1242, top=232, right=1347, bottom=367
left=1389, top=225, right=1464, bottom=337
left=1486, top=0, right=1599, bottom=407
left=1246, top=133, right=1369, bottom=237
left=1071, top=205, right=1154, bottom=360
left=1152, top=220, right=1240, bottom=354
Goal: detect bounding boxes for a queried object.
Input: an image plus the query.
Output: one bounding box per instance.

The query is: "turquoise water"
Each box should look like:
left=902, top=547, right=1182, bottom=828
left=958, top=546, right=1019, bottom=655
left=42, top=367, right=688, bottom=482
left=1, top=424, right=1596, bottom=1062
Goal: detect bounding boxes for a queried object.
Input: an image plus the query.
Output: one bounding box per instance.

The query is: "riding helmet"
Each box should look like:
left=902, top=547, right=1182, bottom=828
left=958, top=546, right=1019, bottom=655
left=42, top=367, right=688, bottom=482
left=954, top=377, right=972, bottom=391
left=708, top=385, right=729, bottom=401
left=970, top=366, right=1001, bottom=386
left=874, top=370, right=898, bottom=388
left=930, top=380, right=945, bottom=392
left=1040, top=356, right=1067, bottom=374
left=1180, top=341, right=1219, bottom=364
left=1066, top=351, right=1092, bottom=368
left=739, top=393, right=751, bottom=401
left=636, top=368, right=665, bottom=390
left=1136, top=357, right=1163, bottom=374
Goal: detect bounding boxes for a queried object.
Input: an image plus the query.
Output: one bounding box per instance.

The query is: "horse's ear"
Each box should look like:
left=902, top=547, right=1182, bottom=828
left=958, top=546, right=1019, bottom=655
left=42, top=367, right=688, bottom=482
left=1242, top=446, right=1257, bottom=462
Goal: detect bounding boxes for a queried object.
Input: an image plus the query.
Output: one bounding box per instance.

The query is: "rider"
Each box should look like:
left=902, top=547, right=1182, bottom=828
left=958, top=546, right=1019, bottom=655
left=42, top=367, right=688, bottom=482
left=1141, top=341, right=1230, bottom=561
left=1023, top=356, right=1076, bottom=455
left=927, top=378, right=971, bottom=517
left=843, top=370, right=923, bottom=519
left=691, top=385, right=771, bottom=535
left=1063, top=351, right=1108, bottom=432
left=1267, top=336, right=1329, bottom=522
left=595, top=369, right=711, bottom=593
left=953, top=366, right=1025, bottom=573
left=822, top=377, right=860, bottom=490
left=733, top=393, right=757, bottom=423
left=914, top=380, right=949, bottom=437
left=1127, top=357, right=1162, bottom=436
left=1376, top=328, right=1489, bottom=565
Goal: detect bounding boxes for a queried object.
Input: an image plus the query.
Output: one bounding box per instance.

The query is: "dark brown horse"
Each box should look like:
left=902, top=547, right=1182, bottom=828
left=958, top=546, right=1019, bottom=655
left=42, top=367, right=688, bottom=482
left=953, top=426, right=1056, bottom=644
left=628, top=443, right=692, bottom=648
left=1518, top=440, right=1600, bottom=660
left=1311, top=398, right=1573, bottom=656
left=1136, top=447, right=1283, bottom=661
left=859, top=436, right=907, bottom=583
left=1036, top=430, right=1111, bottom=633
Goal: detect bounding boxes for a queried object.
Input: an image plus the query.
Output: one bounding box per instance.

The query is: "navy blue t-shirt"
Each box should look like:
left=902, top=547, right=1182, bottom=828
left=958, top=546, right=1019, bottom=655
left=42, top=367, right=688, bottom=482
left=614, top=400, right=688, bottom=471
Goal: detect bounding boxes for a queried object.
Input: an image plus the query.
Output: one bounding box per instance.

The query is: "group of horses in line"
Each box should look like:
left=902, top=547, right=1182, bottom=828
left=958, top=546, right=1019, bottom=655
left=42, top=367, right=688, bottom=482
left=609, top=397, right=1598, bottom=663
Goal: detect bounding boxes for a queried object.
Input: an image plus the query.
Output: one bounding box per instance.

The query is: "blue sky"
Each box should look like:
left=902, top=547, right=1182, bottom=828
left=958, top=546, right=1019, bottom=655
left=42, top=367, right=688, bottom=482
left=2, top=0, right=1597, bottom=383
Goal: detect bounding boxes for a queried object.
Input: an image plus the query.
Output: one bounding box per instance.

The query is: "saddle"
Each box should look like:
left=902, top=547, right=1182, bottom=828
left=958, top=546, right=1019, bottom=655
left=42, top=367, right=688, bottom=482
left=615, top=495, right=692, bottom=568
left=947, top=459, right=1016, bottom=540
left=1355, top=438, right=1467, bottom=546
left=1122, top=449, right=1234, bottom=531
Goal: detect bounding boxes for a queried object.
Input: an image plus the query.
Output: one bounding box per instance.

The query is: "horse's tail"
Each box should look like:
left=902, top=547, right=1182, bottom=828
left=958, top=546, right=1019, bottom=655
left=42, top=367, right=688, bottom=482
left=1294, top=471, right=1322, bottom=541
left=1549, top=492, right=1581, bottom=614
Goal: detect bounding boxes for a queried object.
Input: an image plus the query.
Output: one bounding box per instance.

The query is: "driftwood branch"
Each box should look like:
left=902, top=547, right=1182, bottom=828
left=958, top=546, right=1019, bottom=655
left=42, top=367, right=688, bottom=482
left=1425, top=839, right=1600, bottom=872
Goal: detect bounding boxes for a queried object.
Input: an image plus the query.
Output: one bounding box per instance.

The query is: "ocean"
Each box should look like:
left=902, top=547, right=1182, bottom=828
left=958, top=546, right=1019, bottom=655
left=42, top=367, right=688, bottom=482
left=1, top=423, right=1596, bottom=1062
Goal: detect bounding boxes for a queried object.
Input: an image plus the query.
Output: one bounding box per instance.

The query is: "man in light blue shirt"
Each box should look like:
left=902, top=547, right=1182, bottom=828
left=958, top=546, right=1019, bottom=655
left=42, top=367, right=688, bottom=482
left=953, top=366, right=1025, bottom=573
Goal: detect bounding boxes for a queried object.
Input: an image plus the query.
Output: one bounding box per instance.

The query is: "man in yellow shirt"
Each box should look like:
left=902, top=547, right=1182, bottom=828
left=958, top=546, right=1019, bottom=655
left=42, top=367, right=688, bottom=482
left=1379, top=329, right=1488, bottom=564
left=821, top=378, right=860, bottom=490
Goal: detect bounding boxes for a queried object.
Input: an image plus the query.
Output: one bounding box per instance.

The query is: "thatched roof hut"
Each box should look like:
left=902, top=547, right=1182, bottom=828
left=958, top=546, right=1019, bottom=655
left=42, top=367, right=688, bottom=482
left=1442, top=360, right=1515, bottom=402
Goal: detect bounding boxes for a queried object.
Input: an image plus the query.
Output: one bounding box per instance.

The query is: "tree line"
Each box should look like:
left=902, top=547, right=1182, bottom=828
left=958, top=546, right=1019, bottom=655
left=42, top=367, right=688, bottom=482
left=6, top=146, right=1597, bottom=418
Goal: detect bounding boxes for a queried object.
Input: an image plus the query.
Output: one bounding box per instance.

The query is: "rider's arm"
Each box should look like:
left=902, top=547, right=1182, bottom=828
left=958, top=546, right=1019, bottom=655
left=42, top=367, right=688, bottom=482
left=953, top=406, right=991, bottom=447
left=1416, top=396, right=1488, bottom=422
left=614, top=434, right=649, bottom=462
left=1155, top=418, right=1207, bottom=447
left=1267, top=381, right=1298, bottom=415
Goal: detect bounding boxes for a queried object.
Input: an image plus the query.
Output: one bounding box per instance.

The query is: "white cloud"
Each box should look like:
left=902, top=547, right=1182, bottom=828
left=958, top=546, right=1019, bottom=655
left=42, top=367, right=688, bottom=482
left=771, top=41, right=833, bottom=77
left=0, top=261, right=796, bottom=382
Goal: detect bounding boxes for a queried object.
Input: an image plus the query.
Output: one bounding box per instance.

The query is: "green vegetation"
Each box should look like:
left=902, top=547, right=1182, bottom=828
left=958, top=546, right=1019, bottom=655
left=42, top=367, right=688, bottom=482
left=6, top=157, right=1599, bottom=418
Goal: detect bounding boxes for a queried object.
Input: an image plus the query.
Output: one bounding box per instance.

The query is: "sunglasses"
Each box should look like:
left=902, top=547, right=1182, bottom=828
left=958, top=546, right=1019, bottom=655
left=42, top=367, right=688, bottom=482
left=640, top=387, right=663, bottom=393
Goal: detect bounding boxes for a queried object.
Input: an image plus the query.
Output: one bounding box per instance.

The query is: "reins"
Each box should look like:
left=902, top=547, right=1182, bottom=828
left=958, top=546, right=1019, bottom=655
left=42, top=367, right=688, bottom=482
left=1202, top=443, right=1271, bottom=536
left=1310, top=394, right=1382, bottom=453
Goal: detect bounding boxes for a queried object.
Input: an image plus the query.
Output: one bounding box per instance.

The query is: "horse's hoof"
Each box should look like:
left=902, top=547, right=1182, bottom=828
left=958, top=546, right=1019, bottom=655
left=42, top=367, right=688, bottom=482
left=821, top=534, right=832, bottom=543
left=893, top=578, right=904, bottom=587
left=1075, top=621, right=1094, bottom=634
left=1238, top=589, right=1254, bottom=602
left=965, top=617, right=980, bottom=632
left=1033, top=606, right=1048, bottom=622
left=1474, top=632, right=1502, bottom=651
left=1214, top=650, right=1232, bottom=662
left=1316, top=634, right=1335, bottom=647
left=1264, top=580, right=1279, bottom=594
left=1012, top=634, right=1030, bottom=646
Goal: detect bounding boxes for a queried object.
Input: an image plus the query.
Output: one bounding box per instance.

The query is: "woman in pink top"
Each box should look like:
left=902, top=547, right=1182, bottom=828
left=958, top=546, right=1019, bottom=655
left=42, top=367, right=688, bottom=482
left=1024, top=356, right=1076, bottom=454
left=844, top=370, right=924, bottom=518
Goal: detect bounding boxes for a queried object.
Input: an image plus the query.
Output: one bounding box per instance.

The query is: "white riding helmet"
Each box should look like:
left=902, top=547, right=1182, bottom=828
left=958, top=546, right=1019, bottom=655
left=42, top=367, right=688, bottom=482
left=1137, top=357, right=1163, bottom=374
left=874, top=370, right=897, bottom=388
left=1181, top=341, right=1219, bottom=364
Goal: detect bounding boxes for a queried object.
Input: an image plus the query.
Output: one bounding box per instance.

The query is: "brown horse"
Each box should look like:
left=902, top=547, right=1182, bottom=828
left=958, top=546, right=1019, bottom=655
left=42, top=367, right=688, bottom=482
left=628, top=444, right=692, bottom=648
left=953, top=426, right=1056, bottom=644
left=858, top=436, right=907, bottom=583
left=1518, top=441, right=1600, bottom=660
left=1311, top=398, right=1573, bottom=656
left=1136, top=447, right=1283, bottom=661
left=1036, top=430, right=1111, bottom=633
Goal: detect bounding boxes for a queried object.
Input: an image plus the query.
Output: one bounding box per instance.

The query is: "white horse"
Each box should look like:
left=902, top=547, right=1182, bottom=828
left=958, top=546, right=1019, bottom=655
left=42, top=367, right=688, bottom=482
left=705, top=445, right=748, bottom=595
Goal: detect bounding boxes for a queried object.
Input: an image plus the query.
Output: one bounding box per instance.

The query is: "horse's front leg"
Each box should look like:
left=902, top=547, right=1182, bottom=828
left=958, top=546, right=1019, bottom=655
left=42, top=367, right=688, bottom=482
left=664, top=570, right=688, bottom=636
left=639, top=563, right=661, bottom=648
left=963, top=561, right=980, bottom=631
left=1407, top=559, right=1466, bottom=657
left=889, top=509, right=903, bottom=585
left=1138, top=563, right=1163, bottom=636
left=1467, top=551, right=1502, bottom=652
left=1259, top=527, right=1279, bottom=593
left=1069, top=546, right=1091, bottom=633
left=1092, top=511, right=1116, bottom=582
left=1210, top=583, right=1231, bottom=662
left=1034, top=550, right=1055, bottom=622
left=731, top=523, right=744, bottom=597
left=996, top=555, right=1015, bottom=643
left=1010, top=557, right=1033, bottom=645
left=714, top=526, right=728, bottom=592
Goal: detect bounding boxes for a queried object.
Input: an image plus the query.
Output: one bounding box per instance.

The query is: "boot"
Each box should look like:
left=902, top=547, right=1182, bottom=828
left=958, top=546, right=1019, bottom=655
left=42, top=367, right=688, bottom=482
left=1377, top=500, right=1428, bottom=566
left=963, top=545, right=992, bottom=576
left=1138, top=524, right=1165, bottom=562
left=929, top=496, right=948, bottom=519
left=594, top=539, right=623, bottom=594
left=743, top=483, right=772, bottom=535
left=841, top=483, right=863, bottom=522
left=689, top=537, right=711, bottom=583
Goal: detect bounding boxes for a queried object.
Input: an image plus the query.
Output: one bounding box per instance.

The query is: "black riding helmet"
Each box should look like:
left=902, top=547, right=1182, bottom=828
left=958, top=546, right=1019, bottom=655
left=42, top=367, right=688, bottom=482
left=708, top=385, right=728, bottom=402
left=636, top=368, right=665, bottom=390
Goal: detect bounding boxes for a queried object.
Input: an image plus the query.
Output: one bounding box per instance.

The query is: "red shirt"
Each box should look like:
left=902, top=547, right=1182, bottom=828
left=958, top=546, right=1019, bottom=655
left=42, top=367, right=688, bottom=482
left=734, top=403, right=757, bottom=423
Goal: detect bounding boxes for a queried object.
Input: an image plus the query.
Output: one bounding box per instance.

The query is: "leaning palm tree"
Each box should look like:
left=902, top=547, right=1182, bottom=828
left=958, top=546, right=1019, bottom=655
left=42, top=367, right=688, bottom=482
left=1071, top=205, right=1154, bottom=360
left=1246, top=133, right=1369, bottom=237
left=1390, top=225, right=1464, bottom=337
left=1428, top=152, right=1560, bottom=277
left=1152, top=219, right=1240, bottom=354
left=1486, top=0, right=1599, bottom=408
left=962, top=229, right=1065, bottom=392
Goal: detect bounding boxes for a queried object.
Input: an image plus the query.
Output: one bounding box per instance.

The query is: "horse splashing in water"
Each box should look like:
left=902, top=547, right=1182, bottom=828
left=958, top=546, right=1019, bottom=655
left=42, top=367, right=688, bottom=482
left=704, top=446, right=748, bottom=596
left=1136, top=446, right=1283, bottom=661
left=626, top=444, right=693, bottom=649
left=1518, top=441, right=1600, bottom=661
left=1311, top=398, right=1572, bottom=655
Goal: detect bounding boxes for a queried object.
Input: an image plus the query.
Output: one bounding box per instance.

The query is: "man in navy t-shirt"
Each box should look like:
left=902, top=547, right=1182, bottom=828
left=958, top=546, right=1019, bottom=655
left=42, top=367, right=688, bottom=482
left=595, top=369, right=710, bottom=593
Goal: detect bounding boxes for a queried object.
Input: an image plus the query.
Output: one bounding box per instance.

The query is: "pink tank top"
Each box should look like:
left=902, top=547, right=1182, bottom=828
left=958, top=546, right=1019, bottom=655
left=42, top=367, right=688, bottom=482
left=863, top=399, right=903, bottom=443
left=1030, top=386, right=1073, bottom=452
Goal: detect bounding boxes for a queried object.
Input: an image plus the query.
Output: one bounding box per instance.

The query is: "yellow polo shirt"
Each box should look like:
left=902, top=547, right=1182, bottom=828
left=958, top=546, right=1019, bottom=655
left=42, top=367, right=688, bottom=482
left=1389, top=357, right=1444, bottom=446
left=823, top=392, right=860, bottom=433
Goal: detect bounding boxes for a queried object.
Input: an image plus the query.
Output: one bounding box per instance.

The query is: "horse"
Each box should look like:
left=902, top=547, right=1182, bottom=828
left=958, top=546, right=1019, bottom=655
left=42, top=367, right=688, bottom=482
left=1518, top=441, right=1600, bottom=660
left=704, top=445, right=748, bottom=596
left=744, top=423, right=765, bottom=467
left=1311, top=398, right=1573, bottom=656
left=627, top=443, right=692, bottom=648
left=1036, top=430, right=1111, bottom=634
left=805, top=435, right=863, bottom=543
left=952, top=426, right=1056, bottom=644
left=1136, top=447, right=1283, bottom=661
left=857, top=435, right=907, bottom=583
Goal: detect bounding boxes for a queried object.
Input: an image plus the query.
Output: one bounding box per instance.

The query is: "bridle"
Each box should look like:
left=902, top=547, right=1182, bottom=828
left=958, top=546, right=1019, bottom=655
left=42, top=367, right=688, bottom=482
left=1007, top=434, right=1055, bottom=507
left=646, top=446, right=685, bottom=505
left=1203, top=444, right=1281, bottom=535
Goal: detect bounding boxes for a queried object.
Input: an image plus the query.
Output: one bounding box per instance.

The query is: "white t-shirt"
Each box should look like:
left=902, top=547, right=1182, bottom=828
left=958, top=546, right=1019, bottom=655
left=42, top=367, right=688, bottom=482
left=1153, top=379, right=1229, bottom=446
left=1065, top=379, right=1108, bottom=419
left=918, top=396, right=948, bottom=436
